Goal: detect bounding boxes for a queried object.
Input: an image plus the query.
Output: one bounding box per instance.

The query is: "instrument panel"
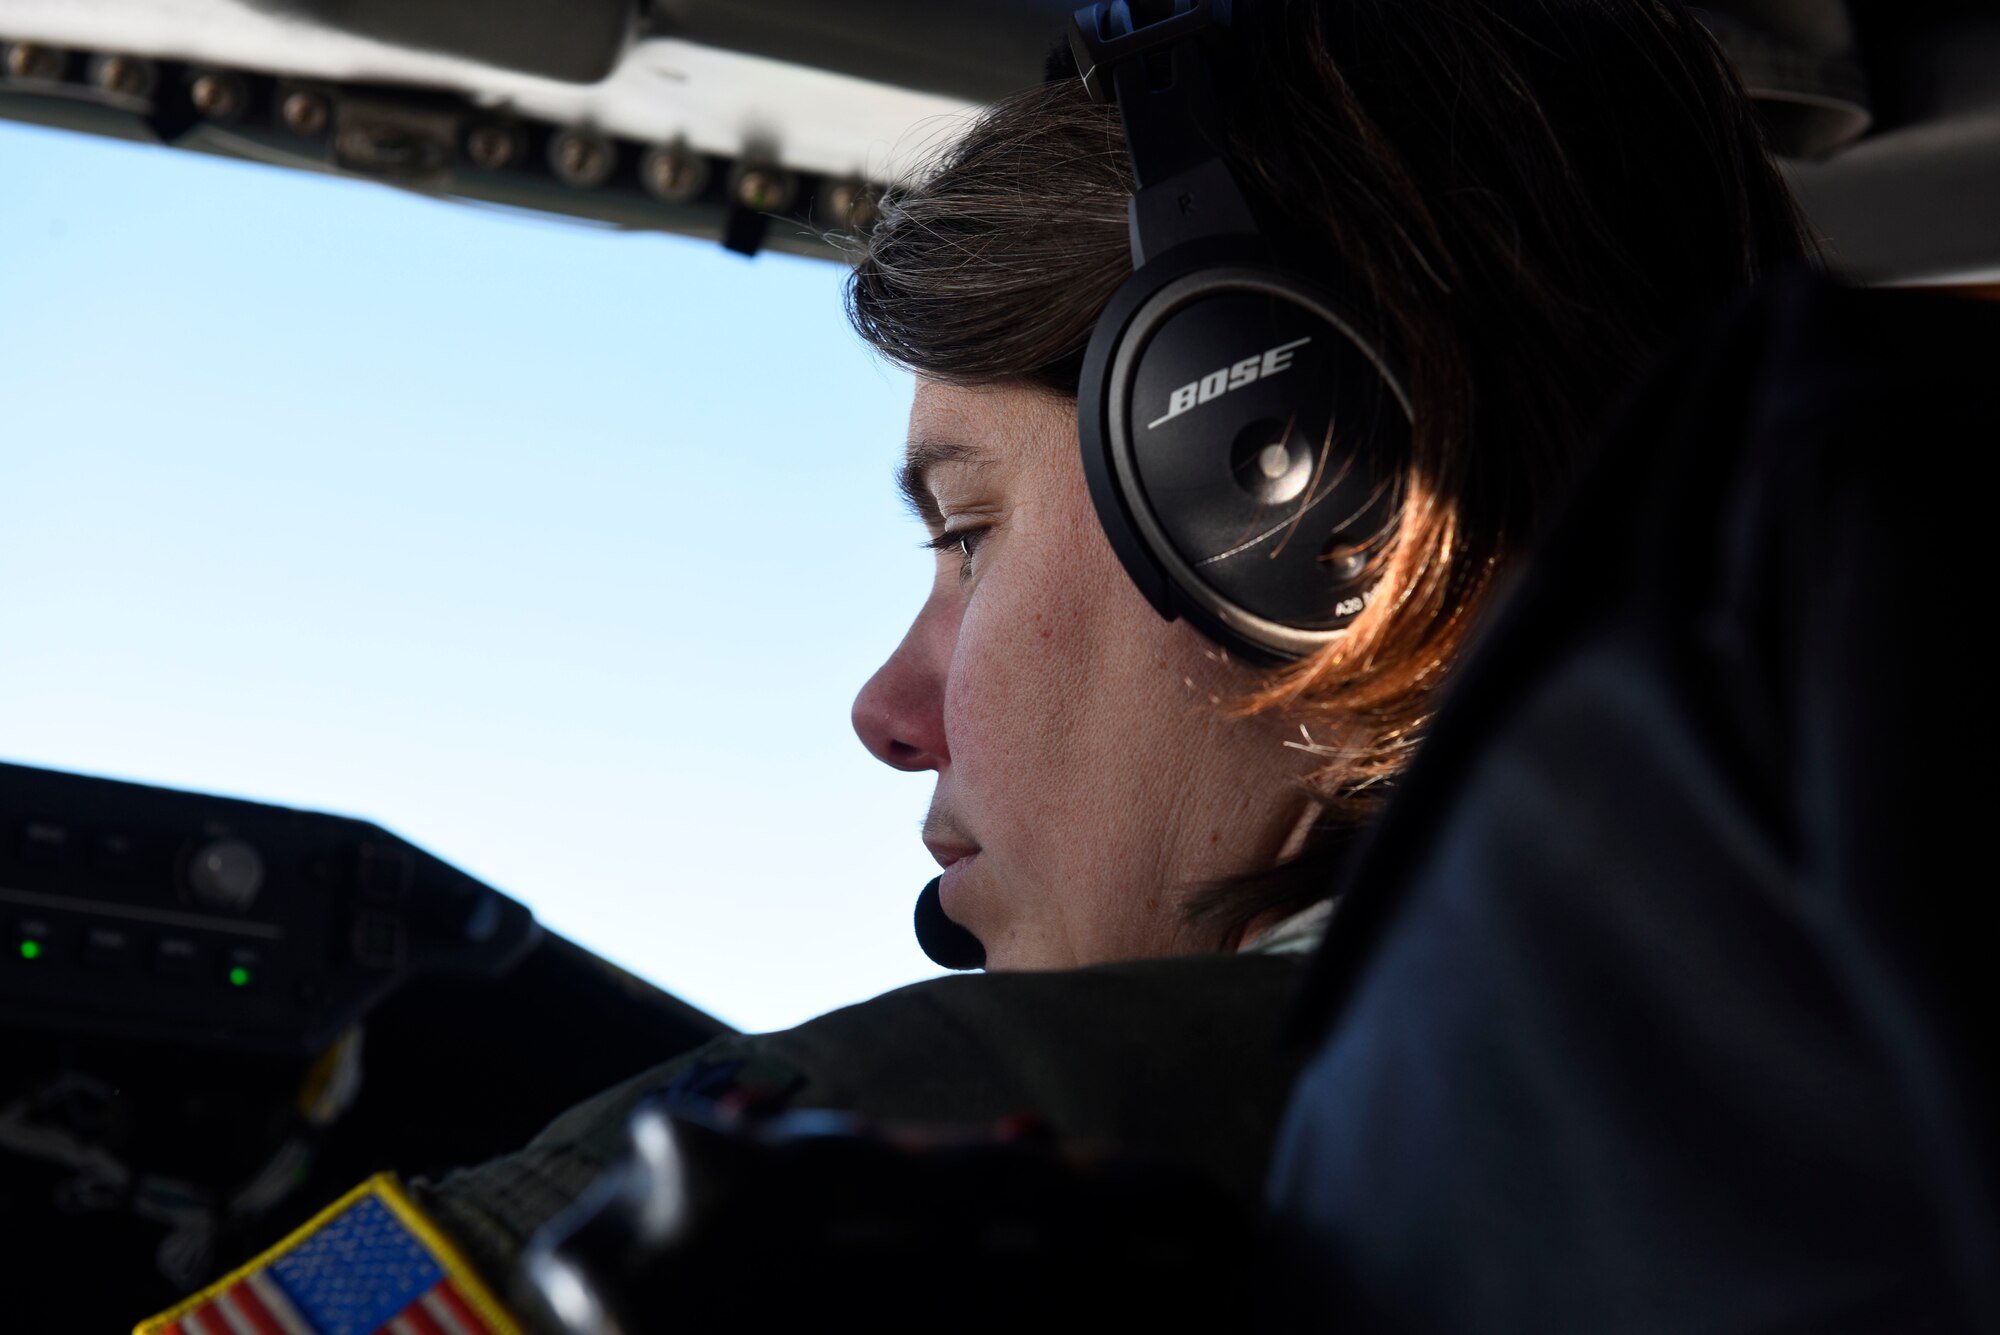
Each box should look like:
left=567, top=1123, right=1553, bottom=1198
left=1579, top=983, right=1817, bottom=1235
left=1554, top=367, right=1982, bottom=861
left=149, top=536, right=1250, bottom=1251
left=0, top=760, right=539, bottom=1054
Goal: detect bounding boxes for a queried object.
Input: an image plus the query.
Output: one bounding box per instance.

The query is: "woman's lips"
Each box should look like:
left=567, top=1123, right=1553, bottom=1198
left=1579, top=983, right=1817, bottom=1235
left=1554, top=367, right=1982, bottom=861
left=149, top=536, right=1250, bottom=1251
left=937, top=849, right=980, bottom=904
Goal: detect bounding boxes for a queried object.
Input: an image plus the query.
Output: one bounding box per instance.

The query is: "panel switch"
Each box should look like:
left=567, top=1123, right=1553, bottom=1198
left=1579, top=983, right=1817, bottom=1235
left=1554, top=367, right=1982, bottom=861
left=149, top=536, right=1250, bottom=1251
left=83, top=926, right=134, bottom=971
left=154, top=936, right=200, bottom=982
left=351, top=911, right=407, bottom=971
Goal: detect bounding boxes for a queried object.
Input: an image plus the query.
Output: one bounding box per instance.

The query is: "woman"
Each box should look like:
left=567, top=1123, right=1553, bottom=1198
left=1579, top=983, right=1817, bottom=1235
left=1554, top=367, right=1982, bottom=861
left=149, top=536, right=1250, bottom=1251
left=422, top=0, right=1802, bottom=1271
left=138, top=0, right=1812, bottom=1326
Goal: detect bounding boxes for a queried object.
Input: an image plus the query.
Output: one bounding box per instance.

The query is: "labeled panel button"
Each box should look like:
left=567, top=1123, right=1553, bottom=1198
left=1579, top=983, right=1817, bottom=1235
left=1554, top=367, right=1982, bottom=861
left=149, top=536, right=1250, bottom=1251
left=154, top=936, right=201, bottom=981
left=18, top=822, right=69, bottom=864
left=222, top=946, right=261, bottom=991
left=13, top=918, right=54, bottom=963
left=83, top=926, right=135, bottom=971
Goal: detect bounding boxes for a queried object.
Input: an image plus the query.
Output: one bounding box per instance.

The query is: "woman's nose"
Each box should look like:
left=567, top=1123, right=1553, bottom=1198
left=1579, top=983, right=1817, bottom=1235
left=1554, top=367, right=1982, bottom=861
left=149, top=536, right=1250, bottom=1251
left=852, top=611, right=950, bottom=773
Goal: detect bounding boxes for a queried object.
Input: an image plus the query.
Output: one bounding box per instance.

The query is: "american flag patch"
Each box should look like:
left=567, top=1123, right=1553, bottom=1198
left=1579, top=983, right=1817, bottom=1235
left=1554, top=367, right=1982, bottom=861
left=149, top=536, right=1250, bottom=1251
left=135, top=1174, right=522, bottom=1335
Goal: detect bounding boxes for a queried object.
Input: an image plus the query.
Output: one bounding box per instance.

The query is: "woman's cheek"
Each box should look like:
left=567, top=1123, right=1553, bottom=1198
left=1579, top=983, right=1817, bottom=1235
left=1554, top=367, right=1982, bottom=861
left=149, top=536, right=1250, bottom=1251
left=942, top=578, right=1028, bottom=776
left=943, top=562, right=1084, bottom=836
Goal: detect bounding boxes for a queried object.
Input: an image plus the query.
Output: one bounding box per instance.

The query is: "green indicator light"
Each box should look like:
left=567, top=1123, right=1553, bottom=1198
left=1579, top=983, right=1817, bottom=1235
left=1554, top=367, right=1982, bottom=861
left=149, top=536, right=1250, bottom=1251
left=228, top=966, right=251, bottom=987
left=20, top=940, right=42, bottom=961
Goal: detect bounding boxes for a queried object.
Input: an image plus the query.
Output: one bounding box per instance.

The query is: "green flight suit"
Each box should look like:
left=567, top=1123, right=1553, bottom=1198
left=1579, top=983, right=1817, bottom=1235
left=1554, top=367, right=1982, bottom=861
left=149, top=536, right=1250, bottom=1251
left=411, top=947, right=1315, bottom=1320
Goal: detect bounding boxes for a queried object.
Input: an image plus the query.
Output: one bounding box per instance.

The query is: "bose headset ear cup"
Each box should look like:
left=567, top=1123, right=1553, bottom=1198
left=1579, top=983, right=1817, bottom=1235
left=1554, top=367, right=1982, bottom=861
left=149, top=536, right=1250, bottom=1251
left=1077, top=245, right=1413, bottom=663
left=1069, top=0, right=1414, bottom=665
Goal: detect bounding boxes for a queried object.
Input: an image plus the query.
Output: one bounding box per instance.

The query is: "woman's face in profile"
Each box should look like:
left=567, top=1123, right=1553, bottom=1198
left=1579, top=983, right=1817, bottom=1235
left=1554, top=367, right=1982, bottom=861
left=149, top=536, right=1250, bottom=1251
left=852, top=378, right=1316, bottom=970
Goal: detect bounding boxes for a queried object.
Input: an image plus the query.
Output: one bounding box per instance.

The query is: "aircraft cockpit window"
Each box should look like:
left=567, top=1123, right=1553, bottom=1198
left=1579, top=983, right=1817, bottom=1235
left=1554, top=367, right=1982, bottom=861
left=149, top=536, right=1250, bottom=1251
left=0, top=115, right=945, bottom=1034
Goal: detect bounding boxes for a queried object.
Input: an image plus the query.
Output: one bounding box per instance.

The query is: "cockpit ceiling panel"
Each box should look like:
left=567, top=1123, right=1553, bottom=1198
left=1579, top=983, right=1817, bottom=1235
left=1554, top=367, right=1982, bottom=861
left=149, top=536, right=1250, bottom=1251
left=2, top=0, right=1998, bottom=281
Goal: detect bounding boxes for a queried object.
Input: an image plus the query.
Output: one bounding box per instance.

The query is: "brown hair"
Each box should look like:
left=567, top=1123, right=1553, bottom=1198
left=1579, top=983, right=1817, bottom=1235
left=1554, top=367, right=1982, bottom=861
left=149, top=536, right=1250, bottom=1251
left=847, top=0, right=1812, bottom=939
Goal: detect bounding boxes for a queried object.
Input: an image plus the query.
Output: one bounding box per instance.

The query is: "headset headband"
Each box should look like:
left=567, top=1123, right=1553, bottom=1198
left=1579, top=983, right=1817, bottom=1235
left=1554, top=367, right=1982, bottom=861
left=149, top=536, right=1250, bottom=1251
left=1068, top=1, right=1255, bottom=266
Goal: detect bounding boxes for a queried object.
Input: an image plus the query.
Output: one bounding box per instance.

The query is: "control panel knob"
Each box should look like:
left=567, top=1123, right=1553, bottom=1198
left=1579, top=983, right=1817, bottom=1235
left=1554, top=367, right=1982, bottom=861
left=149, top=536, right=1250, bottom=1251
left=188, top=837, right=265, bottom=911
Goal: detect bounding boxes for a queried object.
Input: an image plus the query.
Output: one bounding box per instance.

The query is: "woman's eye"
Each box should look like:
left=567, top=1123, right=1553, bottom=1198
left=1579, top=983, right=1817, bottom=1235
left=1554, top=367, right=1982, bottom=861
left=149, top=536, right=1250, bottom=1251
left=925, top=526, right=989, bottom=580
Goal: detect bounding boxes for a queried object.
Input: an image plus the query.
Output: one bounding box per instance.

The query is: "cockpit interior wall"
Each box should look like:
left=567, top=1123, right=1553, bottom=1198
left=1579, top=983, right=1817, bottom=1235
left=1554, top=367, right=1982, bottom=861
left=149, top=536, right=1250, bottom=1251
left=241, top=0, right=638, bottom=83
left=1697, top=0, right=1872, bottom=157
left=645, top=0, right=1083, bottom=101
left=2, top=931, right=728, bottom=1330
left=246, top=0, right=1087, bottom=99
left=151, top=0, right=1097, bottom=143
left=1782, top=1, right=2000, bottom=282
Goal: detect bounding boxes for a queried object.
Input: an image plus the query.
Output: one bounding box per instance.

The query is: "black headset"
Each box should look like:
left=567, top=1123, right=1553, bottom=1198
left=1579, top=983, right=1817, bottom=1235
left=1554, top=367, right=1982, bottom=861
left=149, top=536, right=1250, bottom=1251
left=1069, top=0, right=1413, bottom=664
left=916, top=0, right=1415, bottom=970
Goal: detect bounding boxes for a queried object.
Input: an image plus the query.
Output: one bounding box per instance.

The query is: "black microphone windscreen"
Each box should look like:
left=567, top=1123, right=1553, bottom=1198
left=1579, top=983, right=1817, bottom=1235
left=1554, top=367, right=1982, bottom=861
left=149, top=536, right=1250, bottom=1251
left=914, top=876, right=986, bottom=970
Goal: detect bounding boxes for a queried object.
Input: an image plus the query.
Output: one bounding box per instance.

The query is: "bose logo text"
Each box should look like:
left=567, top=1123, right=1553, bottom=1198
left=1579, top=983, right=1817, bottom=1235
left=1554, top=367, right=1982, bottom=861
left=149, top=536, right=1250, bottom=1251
left=1147, top=336, right=1312, bottom=429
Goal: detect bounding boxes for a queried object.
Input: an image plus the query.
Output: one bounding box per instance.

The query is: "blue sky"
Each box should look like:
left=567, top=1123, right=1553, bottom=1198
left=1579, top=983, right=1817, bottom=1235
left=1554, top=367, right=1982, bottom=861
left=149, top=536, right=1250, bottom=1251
left=0, top=116, right=948, bottom=1032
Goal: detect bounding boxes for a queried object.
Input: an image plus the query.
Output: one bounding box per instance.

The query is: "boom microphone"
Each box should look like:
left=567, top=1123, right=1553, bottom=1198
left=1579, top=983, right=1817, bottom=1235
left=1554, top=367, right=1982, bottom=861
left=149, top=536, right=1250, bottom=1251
left=914, top=876, right=985, bottom=970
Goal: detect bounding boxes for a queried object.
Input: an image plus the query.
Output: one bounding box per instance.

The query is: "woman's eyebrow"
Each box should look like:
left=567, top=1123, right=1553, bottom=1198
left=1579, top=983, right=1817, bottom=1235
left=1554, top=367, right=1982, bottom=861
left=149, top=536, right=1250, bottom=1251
left=896, top=437, right=991, bottom=526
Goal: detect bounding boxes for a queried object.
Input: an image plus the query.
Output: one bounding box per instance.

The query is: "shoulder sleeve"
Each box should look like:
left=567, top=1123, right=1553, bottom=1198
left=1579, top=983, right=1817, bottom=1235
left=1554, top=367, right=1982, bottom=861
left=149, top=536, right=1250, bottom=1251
left=415, top=950, right=1308, bottom=1297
